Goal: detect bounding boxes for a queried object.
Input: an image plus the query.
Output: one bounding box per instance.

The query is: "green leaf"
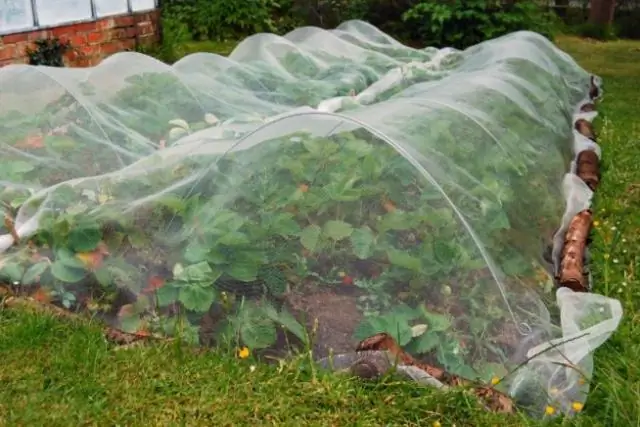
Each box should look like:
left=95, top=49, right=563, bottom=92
left=421, top=308, right=452, bottom=332
left=184, top=241, right=210, bottom=263
left=94, top=266, right=112, bottom=287
left=377, top=211, right=414, bottom=232
left=119, top=315, right=142, bottom=334
left=433, top=241, right=458, bottom=264
left=387, top=248, right=421, bottom=272
left=300, top=224, right=321, bottom=252
left=67, top=226, right=102, bottom=252
left=323, top=220, right=353, bottom=241
left=157, top=194, right=187, bottom=212
left=274, top=308, right=307, bottom=343
left=240, top=317, right=277, bottom=349
left=361, top=155, right=383, bottom=180
left=268, top=213, right=301, bottom=237
left=50, top=261, right=87, bottom=283
left=262, top=267, right=288, bottom=296
left=45, top=135, right=78, bottom=151
left=155, top=283, right=180, bottom=307
left=1, top=262, right=25, bottom=283
left=227, top=261, right=259, bottom=282
left=218, top=231, right=251, bottom=246
left=178, top=285, right=215, bottom=313
left=55, top=248, right=86, bottom=269
left=350, top=226, right=375, bottom=259
left=344, top=139, right=373, bottom=157
left=5, top=161, right=34, bottom=175
left=22, top=262, right=49, bottom=285
left=175, top=261, right=222, bottom=284
left=407, top=331, right=440, bottom=354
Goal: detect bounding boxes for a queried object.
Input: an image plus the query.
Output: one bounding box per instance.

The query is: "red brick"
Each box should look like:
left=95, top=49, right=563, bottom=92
left=27, top=30, right=51, bottom=41
left=125, top=27, right=138, bottom=38
left=114, top=15, right=135, bottom=27
left=70, top=22, right=98, bottom=33
left=51, top=26, right=74, bottom=37
left=72, top=56, right=93, bottom=67
left=87, top=31, right=104, bottom=44
left=14, top=42, right=30, bottom=56
left=65, top=50, right=79, bottom=61
left=70, top=34, right=87, bottom=46
left=138, top=25, right=155, bottom=36
left=98, top=18, right=115, bottom=30
left=101, top=41, right=123, bottom=55
left=0, top=46, right=16, bottom=61
left=121, top=39, right=136, bottom=51
left=2, top=32, right=29, bottom=44
left=108, top=28, right=128, bottom=40
left=80, top=44, right=99, bottom=56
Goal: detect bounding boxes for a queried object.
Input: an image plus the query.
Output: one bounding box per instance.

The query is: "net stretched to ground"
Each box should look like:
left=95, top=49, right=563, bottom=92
left=0, top=20, right=622, bottom=418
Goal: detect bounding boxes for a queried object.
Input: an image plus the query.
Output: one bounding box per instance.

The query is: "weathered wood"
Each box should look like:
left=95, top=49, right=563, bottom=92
left=575, top=118, right=596, bottom=141
left=558, top=210, right=593, bottom=292
left=355, top=333, right=515, bottom=413
left=580, top=103, right=596, bottom=113
left=576, top=149, right=600, bottom=191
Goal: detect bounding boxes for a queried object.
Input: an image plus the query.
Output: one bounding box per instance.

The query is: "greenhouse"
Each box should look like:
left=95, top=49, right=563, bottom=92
left=0, top=20, right=623, bottom=419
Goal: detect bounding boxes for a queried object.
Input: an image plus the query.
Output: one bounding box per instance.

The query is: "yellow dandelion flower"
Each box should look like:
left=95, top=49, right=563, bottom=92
left=545, top=405, right=556, bottom=416
left=433, top=421, right=442, bottom=427
left=491, top=376, right=501, bottom=385
left=572, top=402, right=584, bottom=412
left=593, top=220, right=600, bottom=227
left=238, top=347, right=250, bottom=359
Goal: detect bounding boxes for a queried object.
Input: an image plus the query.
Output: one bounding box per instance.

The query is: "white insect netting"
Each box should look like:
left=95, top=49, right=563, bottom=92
left=0, top=20, right=622, bottom=418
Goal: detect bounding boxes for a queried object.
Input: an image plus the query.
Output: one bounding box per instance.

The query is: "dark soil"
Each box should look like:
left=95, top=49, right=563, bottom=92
left=285, top=283, right=365, bottom=359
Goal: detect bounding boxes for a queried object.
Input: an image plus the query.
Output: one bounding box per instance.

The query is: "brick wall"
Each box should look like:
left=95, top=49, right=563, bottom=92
left=0, top=10, right=160, bottom=68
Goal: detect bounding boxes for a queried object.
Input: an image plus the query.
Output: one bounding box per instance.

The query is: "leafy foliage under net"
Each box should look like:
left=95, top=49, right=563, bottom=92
left=0, top=20, right=622, bottom=418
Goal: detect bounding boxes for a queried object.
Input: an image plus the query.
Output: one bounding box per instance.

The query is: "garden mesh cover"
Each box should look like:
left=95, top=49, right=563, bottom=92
left=0, top=20, right=622, bottom=418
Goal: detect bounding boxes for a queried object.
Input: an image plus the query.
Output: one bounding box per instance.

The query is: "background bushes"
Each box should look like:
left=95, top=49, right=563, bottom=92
left=159, top=0, right=640, bottom=51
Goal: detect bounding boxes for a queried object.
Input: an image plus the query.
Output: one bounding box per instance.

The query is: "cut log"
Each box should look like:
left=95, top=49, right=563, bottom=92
left=355, top=333, right=515, bottom=413
left=558, top=210, right=593, bottom=292
left=576, top=150, right=600, bottom=191
left=575, top=118, right=596, bottom=141
left=580, top=103, right=596, bottom=113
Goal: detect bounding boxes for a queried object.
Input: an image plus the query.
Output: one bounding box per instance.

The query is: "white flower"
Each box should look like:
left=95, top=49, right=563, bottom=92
left=249, top=365, right=256, bottom=373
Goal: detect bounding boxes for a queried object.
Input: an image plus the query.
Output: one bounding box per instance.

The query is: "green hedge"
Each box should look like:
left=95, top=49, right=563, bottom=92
left=160, top=0, right=557, bottom=48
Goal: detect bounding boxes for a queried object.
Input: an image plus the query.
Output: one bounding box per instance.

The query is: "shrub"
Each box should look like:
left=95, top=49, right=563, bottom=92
left=615, top=12, right=640, bottom=39
left=162, top=0, right=289, bottom=41
left=401, top=0, right=558, bottom=49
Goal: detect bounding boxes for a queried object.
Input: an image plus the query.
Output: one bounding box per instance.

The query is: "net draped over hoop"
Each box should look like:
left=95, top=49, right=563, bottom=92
left=0, top=20, right=622, bottom=418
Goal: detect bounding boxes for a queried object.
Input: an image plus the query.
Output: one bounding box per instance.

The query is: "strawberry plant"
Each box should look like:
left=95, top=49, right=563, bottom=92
left=0, top=22, right=606, bottom=407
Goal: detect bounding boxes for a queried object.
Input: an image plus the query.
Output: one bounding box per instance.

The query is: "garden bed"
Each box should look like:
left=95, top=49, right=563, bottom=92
left=0, top=20, right=623, bottom=419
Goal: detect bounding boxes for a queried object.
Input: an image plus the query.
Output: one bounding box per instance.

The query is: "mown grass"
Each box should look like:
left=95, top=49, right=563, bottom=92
left=0, top=36, right=639, bottom=426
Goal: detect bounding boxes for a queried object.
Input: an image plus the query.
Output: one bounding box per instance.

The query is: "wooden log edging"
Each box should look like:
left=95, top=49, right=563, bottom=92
left=556, top=76, right=602, bottom=292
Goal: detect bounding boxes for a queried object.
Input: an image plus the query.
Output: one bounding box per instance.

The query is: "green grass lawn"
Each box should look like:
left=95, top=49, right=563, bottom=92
left=0, top=36, right=639, bottom=426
